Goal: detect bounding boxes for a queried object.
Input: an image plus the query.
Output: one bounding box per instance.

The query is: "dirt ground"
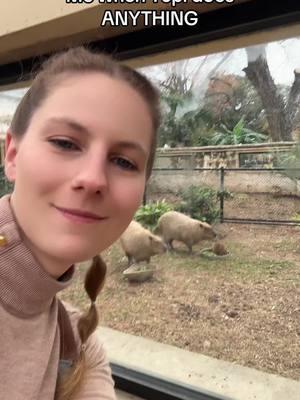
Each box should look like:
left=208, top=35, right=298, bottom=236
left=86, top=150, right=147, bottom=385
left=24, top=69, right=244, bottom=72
left=60, top=219, right=300, bottom=382
left=224, top=192, right=300, bottom=221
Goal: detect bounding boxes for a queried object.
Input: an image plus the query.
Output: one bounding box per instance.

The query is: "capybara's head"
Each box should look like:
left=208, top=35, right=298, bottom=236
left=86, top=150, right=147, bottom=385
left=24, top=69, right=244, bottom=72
left=198, top=222, right=217, bottom=240
left=149, top=235, right=167, bottom=255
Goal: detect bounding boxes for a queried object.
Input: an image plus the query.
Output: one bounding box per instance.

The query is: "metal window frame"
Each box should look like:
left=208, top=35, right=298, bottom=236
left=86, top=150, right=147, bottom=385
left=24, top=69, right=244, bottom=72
left=1, top=0, right=300, bottom=86
left=111, top=362, right=234, bottom=400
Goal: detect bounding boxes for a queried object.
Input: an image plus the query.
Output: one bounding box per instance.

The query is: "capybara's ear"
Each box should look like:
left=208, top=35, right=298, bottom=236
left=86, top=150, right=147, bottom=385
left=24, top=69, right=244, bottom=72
left=148, top=235, right=154, bottom=242
left=198, top=221, right=205, bottom=228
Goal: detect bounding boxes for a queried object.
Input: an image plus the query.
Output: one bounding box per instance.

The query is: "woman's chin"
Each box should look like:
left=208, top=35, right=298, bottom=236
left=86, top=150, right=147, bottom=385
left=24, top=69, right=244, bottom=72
left=48, top=237, right=111, bottom=264
left=70, top=252, right=99, bottom=265
left=54, top=247, right=100, bottom=265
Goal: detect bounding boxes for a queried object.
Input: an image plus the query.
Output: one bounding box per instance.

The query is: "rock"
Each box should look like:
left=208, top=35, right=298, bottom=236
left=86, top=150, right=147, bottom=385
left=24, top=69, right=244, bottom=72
left=208, top=294, right=220, bottom=304
left=123, top=263, right=155, bottom=283
left=226, top=310, right=239, bottom=318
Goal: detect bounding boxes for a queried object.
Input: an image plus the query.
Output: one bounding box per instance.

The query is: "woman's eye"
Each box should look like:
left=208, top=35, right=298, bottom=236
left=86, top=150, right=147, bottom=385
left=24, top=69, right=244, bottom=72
left=49, top=138, right=79, bottom=151
left=112, top=157, right=137, bottom=171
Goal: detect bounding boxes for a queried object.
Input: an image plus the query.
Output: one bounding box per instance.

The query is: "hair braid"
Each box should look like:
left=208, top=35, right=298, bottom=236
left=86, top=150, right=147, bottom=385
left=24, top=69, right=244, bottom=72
left=78, top=255, right=107, bottom=344
left=56, top=255, right=107, bottom=400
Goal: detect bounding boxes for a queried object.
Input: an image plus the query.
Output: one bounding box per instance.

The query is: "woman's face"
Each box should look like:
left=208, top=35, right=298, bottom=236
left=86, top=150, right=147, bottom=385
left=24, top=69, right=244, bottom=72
left=5, top=72, right=153, bottom=276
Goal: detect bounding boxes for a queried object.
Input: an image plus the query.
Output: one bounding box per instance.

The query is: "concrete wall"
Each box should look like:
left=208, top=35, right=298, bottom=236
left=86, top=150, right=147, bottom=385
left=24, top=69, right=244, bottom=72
left=148, top=169, right=299, bottom=196
left=154, top=143, right=296, bottom=169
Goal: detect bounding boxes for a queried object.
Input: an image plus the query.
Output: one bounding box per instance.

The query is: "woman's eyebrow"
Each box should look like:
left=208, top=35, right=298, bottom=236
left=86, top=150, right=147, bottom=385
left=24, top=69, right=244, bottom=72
left=44, top=117, right=90, bottom=135
left=114, top=141, right=148, bottom=158
left=44, top=117, right=148, bottom=157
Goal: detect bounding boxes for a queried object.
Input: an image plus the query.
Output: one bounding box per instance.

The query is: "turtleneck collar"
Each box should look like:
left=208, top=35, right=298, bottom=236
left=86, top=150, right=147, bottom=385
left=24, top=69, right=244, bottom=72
left=0, top=194, right=74, bottom=317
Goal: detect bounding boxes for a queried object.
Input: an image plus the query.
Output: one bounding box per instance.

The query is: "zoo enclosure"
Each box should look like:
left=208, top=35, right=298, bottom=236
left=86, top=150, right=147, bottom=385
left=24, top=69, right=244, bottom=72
left=147, top=167, right=300, bottom=226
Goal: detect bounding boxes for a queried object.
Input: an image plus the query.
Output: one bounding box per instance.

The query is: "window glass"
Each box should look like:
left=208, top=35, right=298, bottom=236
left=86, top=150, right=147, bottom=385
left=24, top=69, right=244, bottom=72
left=1, top=34, right=299, bottom=399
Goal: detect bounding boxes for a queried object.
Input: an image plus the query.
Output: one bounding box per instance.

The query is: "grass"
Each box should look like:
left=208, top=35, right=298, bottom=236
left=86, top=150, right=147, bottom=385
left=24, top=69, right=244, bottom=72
left=60, top=224, right=300, bottom=381
left=145, top=243, right=294, bottom=281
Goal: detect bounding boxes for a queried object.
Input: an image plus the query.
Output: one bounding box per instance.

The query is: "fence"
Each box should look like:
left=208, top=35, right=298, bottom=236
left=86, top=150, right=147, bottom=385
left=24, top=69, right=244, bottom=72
left=147, top=167, right=300, bottom=226
left=219, top=168, right=300, bottom=225
left=1, top=165, right=299, bottom=226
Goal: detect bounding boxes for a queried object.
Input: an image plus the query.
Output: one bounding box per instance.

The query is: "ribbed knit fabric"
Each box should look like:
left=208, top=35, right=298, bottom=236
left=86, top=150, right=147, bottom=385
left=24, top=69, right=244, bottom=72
left=0, top=194, right=116, bottom=400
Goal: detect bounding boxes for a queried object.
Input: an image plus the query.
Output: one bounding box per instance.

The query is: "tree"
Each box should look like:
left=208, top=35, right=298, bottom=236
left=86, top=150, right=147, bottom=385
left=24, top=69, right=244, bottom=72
left=144, top=39, right=300, bottom=147
left=203, top=74, right=268, bottom=135
left=243, top=45, right=300, bottom=142
left=158, top=71, right=214, bottom=147
left=158, top=73, right=193, bottom=146
left=157, top=55, right=233, bottom=147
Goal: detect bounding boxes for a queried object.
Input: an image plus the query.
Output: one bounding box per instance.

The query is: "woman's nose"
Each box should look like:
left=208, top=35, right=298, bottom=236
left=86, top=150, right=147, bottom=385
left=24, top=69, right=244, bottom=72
left=71, top=158, right=108, bottom=195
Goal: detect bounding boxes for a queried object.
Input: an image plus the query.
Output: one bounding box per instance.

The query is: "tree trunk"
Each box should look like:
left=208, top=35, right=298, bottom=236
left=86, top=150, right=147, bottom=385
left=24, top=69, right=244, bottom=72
left=287, top=69, right=300, bottom=131
left=243, top=47, right=292, bottom=142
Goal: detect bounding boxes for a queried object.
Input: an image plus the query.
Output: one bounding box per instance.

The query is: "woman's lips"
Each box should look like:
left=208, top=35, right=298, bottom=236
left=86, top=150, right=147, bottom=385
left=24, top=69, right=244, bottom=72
left=54, top=206, right=107, bottom=224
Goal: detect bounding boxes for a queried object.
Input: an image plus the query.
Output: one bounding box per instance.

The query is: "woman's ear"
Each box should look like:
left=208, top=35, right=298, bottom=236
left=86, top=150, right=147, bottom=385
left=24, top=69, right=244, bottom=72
left=4, top=130, right=18, bottom=182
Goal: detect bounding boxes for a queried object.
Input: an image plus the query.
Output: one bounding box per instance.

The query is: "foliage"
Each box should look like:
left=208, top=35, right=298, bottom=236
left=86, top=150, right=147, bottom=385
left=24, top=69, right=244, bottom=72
left=176, top=185, right=221, bottom=223
left=211, top=117, right=267, bottom=145
left=203, top=74, right=269, bottom=134
left=134, top=200, right=174, bottom=230
left=276, top=142, right=300, bottom=180
left=217, top=189, right=233, bottom=201
left=292, top=213, right=300, bottom=222
left=158, top=71, right=270, bottom=148
left=0, top=167, right=13, bottom=197
left=158, top=71, right=216, bottom=147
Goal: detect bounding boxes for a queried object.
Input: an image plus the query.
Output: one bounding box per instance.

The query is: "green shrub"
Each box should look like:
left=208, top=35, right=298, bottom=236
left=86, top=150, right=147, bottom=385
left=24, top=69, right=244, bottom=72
left=292, top=213, right=300, bottom=222
left=176, top=185, right=221, bottom=223
left=134, top=200, right=174, bottom=231
left=217, top=189, right=233, bottom=201
left=0, top=168, right=13, bottom=197
left=276, top=142, right=300, bottom=181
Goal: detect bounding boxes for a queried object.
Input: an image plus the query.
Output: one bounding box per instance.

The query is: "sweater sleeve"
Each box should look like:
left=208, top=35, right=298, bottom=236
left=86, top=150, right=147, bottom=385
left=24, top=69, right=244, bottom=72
left=73, top=329, right=117, bottom=400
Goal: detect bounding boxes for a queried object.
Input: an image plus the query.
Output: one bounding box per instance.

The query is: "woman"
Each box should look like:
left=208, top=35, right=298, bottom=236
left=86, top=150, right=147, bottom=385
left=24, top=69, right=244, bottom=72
left=0, top=47, right=160, bottom=399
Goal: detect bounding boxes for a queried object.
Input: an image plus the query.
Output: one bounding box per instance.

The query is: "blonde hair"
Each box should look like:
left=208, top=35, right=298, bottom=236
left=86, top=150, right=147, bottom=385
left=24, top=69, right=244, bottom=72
left=10, top=47, right=161, bottom=399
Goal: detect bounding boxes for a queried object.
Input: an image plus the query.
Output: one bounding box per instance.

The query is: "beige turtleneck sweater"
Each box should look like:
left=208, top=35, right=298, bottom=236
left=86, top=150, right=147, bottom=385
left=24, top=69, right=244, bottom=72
left=0, top=194, right=116, bottom=400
